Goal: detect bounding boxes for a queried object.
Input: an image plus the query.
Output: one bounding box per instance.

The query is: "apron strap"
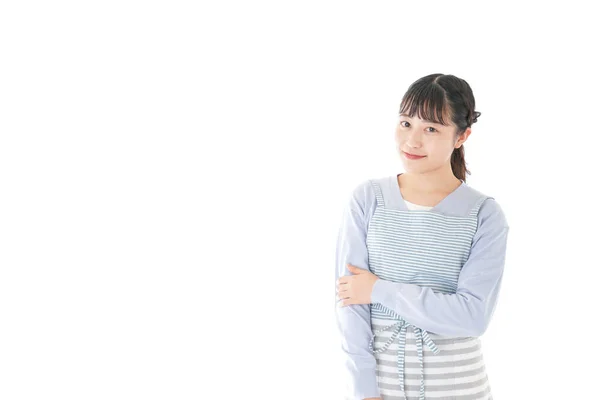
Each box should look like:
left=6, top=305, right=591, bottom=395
left=468, top=195, right=493, bottom=217
left=369, top=179, right=385, bottom=208
left=369, top=308, right=441, bottom=400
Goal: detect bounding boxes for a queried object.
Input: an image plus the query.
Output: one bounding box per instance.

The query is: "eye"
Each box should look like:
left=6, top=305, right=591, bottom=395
left=399, top=120, right=438, bottom=133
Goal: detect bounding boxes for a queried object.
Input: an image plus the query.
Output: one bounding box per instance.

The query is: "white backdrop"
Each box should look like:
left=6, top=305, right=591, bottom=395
left=1, top=1, right=599, bottom=399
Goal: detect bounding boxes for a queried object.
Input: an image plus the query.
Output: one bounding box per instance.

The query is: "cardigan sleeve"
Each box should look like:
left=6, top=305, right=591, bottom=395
left=370, top=197, right=510, bottom=337
left=334, top=180, right=380, bottom=400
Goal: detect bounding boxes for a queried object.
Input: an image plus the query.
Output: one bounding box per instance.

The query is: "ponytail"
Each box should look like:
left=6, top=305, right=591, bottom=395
left=451, top=144, right=470, bottom=183
left=451, top=109, right=480, bottom=182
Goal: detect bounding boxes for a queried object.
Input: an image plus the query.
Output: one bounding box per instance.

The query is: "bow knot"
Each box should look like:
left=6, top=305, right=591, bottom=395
left=369, top=318, right=440, bottom=400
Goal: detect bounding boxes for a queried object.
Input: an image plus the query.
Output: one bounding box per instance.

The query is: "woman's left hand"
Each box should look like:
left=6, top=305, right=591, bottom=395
left=336, top=264, right=380, bottom=306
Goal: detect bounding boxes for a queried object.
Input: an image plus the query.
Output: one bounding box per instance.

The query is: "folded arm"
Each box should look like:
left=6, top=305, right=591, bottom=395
left=334, top=181, right=380, bottom=400
left=370, top=198, right=510, bottom=337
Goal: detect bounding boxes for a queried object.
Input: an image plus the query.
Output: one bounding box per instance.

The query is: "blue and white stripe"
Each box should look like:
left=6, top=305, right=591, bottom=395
left=366, top=178, right=493, bottom=400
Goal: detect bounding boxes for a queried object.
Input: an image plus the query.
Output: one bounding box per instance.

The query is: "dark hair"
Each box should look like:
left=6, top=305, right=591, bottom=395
left=398, top=73, right=481, bottom=183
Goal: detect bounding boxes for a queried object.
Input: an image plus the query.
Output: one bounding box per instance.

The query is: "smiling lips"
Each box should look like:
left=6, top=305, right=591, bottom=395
left=403, top=151, right=426, bottom=159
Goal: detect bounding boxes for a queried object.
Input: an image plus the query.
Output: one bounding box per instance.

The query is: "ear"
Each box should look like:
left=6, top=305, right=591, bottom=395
left=455, top=127, right=471, bottom=148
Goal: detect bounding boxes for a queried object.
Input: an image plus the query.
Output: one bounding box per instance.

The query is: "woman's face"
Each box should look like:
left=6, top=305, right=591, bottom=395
left=394, top=112, right=469, bottom=173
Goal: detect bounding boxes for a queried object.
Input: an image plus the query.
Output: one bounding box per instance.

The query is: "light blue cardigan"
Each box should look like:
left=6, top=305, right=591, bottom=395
left=334, top=174, right=510, bottom=399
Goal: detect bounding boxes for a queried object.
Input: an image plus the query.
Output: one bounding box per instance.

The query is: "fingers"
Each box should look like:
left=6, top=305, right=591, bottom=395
left=336, top=281, right=349, bottom=294
left=337, top=277, right=351, bottom=291
left=336, top=278, right=352, bottom=306
left=336, top=284, right=351, bottom=306
left=337, top=297, right=352, bottom=307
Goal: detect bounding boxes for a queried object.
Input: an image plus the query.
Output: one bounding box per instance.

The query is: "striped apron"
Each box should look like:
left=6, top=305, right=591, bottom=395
left=366, top=179, right=494, bottom=400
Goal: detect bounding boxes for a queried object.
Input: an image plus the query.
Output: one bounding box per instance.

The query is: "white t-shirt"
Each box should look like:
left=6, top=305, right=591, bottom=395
left=404, top=199, right=433, bottom=211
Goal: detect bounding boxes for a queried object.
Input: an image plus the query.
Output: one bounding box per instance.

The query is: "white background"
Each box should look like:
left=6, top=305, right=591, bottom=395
left=1, top=1, right=599, bottom=399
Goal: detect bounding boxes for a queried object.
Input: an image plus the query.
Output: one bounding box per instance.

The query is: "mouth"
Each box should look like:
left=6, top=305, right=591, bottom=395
left=402, top=151, right=426, bottom=159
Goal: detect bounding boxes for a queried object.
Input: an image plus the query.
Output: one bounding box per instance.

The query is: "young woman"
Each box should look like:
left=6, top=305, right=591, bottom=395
left=334, top=74, right=509, bottom=400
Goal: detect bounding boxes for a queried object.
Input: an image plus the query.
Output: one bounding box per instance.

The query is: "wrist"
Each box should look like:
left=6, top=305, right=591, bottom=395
left=370, top=278, right=395, bottom=305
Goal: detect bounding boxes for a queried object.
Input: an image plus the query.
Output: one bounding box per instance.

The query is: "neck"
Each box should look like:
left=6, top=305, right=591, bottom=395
left=399, top=166, right=461, bottom=193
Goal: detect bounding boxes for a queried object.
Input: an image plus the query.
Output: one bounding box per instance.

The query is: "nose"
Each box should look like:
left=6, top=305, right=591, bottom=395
left=405, top=129, right=423, bottom=149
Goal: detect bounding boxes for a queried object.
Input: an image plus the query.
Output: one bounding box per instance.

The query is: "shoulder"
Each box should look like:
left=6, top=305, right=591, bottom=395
left=479, top=197, right=509, bottom=230
left=462, top=184, right=509, bottom=230
left=350, top=174, right=392, bottom=203
left=347, top=178, right=376, bottom=209
left=344, top=176, right=385, bottom=218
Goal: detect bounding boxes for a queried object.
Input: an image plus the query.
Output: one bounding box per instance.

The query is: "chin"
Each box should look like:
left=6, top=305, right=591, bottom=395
left=402, top=162, right=430, bottom=172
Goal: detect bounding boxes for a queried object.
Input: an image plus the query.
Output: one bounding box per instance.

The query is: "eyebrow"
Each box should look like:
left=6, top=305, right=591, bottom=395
left=399, top=113, right=444, bottom=125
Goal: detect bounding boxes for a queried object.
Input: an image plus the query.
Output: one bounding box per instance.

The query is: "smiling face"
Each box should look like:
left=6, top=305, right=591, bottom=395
left=395, top=108, right=470, bottom=174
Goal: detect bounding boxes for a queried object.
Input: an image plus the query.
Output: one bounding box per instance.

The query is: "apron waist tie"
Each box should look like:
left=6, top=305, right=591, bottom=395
left=369, top=318, right=441, bottom=400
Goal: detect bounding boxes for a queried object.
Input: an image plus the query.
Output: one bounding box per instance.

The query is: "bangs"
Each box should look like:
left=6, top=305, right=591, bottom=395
left=399, top=83, right=452, bottom=126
